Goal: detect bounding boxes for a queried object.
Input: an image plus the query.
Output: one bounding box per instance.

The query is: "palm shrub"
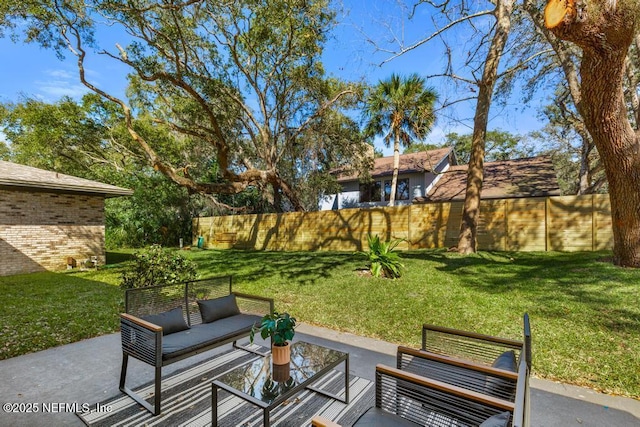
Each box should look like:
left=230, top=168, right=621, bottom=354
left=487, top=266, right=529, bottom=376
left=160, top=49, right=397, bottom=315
left=120, top=244, right=197, bottom=289
left=359, top=234, right=405, bottom=278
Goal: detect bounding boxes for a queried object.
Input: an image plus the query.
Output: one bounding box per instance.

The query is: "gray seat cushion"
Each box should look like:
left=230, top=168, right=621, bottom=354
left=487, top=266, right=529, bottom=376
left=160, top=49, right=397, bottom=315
left=161, top=313, right=261, bottom=360
left=353, top=407, right=420, bottom=426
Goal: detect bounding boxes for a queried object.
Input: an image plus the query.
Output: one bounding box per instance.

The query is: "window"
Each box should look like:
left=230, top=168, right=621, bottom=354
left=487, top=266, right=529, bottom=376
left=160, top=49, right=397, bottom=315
left=360, top=178, right=410, bottom=202
left=396, top=179, right=410, bottom=200
left=359, top=181, right=382, bottom=202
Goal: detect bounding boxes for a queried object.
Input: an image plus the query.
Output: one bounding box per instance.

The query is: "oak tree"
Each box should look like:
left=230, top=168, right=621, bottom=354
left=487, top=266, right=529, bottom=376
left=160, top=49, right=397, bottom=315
left=1, top=0, right=365, bottom=212
left=544, top=0, right=640, bottom=266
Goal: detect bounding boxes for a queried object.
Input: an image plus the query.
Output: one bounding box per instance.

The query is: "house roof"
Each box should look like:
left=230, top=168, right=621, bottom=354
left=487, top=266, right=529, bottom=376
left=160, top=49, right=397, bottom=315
left=0, top=161, right=133, bottom=197
left=415, top=155, right=561, bottom=202
left=337, top=146, right=454, bottom=182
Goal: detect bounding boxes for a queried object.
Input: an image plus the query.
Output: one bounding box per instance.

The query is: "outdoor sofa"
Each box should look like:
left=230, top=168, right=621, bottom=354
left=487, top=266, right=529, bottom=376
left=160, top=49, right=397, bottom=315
left=119, top=276, right=273, bottom=415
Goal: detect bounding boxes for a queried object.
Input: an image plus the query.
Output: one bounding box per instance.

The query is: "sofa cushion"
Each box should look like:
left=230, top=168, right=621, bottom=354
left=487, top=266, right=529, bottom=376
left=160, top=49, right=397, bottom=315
left=352, top=407, right=420, bottom=426
left=143, top=307, right=189, bottom=336
left=479, top=411, right=511, bottom=427
left=485, top=350, right=517, bottom=398
left=161, top=313, right=261, bottom=360
left=198, top=294, right=240, bottom=323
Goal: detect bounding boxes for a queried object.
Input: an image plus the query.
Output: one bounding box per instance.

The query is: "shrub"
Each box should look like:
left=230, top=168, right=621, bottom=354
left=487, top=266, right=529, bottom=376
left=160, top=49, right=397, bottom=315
left=359, top=234, right=405, bottom=278
left=120, top=245, right=197, bottom=289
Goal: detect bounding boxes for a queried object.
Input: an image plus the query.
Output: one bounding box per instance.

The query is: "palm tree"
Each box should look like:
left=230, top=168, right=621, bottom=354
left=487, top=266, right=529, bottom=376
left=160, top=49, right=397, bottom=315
left=362, top=73, right=437, bottom=206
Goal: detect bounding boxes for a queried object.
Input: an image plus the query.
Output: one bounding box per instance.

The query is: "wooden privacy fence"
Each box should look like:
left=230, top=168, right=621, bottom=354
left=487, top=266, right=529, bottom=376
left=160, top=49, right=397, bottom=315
left=192, top=194, right=613, bottom=252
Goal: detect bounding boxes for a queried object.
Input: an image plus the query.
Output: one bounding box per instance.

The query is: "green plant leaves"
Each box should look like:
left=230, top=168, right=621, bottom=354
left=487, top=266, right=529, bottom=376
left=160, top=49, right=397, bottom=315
left=358, top=233, right=405, bottom=279
left=251, top=311, right=297, bottom=345
left=120, top=245, right=198, bottom=289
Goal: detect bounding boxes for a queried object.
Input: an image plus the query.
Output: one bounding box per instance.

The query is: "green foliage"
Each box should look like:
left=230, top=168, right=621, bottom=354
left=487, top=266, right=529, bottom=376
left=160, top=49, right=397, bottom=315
left=359, top=234, right=404, bottom=279
left=445, top=129, right=533, bottom=164
left=250, top=311, right=297, bottom=346
left=120, top=245, right=197, bottom=290
left=363, top=73, right=438, bottom=147
left=105, top=172, right=204, bottom=248
left=1, top=95, right=209, bottom=247
left=0, top=0, right=366, bottom=212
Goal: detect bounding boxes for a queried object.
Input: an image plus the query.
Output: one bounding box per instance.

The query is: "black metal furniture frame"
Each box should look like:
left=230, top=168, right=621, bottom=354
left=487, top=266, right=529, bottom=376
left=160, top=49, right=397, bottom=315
left=119, top=276, right=274, bottom=416
left=211, top=341, right=350, bottom=426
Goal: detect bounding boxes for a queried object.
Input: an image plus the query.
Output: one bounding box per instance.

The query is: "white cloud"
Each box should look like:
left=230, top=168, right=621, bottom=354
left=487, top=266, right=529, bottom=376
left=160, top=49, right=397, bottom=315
left=34, top=68, right=89, bottom=100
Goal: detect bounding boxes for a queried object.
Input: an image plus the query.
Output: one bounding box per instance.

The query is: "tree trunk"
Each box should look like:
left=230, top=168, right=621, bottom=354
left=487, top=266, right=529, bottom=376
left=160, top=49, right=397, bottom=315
left=457, top=0, right=514, bottom=254
left=389, top=132, right=400, bottom=207
left=580, top=52, right=640, bottom=266
left=545, top=0, right=640, bottom=267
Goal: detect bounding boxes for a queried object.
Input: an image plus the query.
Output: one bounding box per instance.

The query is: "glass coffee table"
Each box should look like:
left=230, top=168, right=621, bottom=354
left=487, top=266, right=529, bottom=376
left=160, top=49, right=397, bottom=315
left=211, top=341, right=349, bottom=426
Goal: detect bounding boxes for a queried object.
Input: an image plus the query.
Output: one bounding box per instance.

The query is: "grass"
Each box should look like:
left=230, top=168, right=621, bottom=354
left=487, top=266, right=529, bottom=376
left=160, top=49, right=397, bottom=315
left=0, top=248, right=638, bottom=399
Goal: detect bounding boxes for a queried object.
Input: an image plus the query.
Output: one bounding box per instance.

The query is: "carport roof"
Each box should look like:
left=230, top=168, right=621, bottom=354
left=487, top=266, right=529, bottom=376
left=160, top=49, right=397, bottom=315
left=0, top=160, right=133, bottom=197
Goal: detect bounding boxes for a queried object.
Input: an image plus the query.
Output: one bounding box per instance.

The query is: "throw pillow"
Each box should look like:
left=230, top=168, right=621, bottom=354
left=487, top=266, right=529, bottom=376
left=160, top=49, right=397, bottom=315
left=479, top=410, right=511, bottom=427
left=198, top=294, right=240, bottom=323
left=143, top=307, right=189, bottom=336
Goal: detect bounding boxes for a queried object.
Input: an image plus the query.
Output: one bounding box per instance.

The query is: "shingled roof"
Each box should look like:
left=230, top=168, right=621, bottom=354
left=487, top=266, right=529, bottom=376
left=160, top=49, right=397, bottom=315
left=415, top=155, right=560, bottom=202
left=337, top=147, right=454, bottom=182
left=0, top=161, right=133, bottom=197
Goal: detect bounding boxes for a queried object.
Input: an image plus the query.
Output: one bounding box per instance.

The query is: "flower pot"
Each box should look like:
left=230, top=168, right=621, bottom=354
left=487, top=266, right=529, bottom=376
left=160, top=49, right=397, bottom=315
left=272, top=361, right=291, bottom=382
left=271, top=342, right=291, bottom=365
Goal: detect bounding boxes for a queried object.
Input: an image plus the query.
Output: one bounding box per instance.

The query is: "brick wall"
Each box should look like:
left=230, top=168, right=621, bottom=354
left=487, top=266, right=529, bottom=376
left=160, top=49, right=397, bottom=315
left=0, top=189, right=106, bottom=276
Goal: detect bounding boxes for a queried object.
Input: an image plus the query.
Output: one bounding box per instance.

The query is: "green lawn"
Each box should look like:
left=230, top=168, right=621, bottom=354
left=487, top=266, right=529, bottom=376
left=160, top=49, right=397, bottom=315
left=1, top=249, right=638, bottom=399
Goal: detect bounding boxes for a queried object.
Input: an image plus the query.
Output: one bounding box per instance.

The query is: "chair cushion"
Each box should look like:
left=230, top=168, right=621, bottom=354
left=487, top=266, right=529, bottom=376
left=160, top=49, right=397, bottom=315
left=161, top=313, right=261, bottom=360
left=485, top=350, right=517, bottom=397
left=492, top=350, right=517, bottom=372
left=479, top=411, right=511, bottom=427
left=352, top=407, right=421, bottom=426
left=142, top=307, right=189, bottom=336
left=198, top=294, right=240, bottom=323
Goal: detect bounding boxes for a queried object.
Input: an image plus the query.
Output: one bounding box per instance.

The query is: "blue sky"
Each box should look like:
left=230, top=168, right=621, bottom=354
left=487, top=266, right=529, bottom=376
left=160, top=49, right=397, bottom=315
left=0, top=0, right=547, bottom=156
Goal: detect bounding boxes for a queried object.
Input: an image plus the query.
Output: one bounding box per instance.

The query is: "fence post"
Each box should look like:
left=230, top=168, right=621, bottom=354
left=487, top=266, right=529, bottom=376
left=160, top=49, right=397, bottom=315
left=545, top=197, right=550, bottom=252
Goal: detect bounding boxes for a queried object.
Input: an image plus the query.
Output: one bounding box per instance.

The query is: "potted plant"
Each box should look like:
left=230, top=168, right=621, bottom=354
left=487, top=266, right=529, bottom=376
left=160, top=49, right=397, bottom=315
left=250, top=311, right=297, bottom=365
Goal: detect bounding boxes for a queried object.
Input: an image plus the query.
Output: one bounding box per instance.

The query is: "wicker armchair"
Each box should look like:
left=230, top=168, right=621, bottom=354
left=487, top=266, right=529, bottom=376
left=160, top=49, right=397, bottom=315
left=312, top=315, right=531, bottom=427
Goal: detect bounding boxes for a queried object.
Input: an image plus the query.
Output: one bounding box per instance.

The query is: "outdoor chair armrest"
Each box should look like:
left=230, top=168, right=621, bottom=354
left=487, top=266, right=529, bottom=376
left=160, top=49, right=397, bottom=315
left=397, top=346, right=519, bottom=401
left=399, top=346, right=519, bottom=379
left=120, top=313, right=162, bottom=367
left=311, top=416, right=342, bottom=427
left=511, top=357, right=530, bottom=427
left=120, top=313, right=162, bottom=333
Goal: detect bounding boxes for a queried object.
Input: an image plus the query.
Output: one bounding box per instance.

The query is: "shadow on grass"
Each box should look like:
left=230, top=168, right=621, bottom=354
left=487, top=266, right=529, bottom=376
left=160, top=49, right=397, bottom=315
left=400, top=250, right=640, bottom=335
left=106, top=251, right=135, bottom=265
left=192, top=249, right=363, bottom=286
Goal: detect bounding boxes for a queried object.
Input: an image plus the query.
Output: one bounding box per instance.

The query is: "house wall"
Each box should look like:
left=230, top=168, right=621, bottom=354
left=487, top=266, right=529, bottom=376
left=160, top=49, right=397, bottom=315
left=194, top=194, right=613, bottom=253
left=0, top=189, right=106, bottom=276
left=323, top=172, right=430, bottom=210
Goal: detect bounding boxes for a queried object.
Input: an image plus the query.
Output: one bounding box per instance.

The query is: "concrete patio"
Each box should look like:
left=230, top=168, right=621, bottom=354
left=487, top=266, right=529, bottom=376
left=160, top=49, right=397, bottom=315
left=1, top=323, right=638, bottom=427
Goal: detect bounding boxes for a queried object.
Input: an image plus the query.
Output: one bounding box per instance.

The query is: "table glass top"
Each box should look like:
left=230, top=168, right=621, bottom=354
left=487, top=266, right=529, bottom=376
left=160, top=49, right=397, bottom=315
left=215, top=341, right=346, bottom=404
